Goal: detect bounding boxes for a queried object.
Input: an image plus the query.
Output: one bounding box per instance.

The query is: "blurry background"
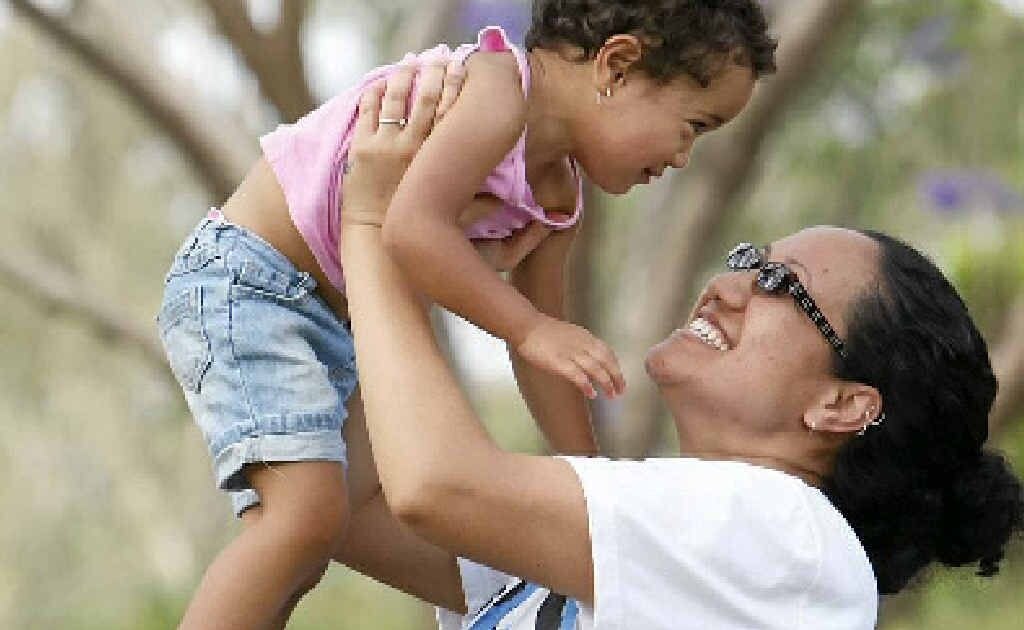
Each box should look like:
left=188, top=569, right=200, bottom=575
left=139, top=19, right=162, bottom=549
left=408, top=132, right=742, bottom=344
left=1, top=0, right=1023, bottom=627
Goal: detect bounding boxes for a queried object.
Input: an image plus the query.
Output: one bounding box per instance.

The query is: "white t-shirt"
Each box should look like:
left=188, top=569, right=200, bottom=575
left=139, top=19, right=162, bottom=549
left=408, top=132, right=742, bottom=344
left=438, top=457, right=877, bottom=629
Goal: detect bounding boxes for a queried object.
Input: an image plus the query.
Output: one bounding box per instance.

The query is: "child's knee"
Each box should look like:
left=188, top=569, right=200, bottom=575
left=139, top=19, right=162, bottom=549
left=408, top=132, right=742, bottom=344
left=262, top=501, right=349, bottom=563
left=288, top=492, right=349, bottom=551
left=246, top=462, right=351, bottom=558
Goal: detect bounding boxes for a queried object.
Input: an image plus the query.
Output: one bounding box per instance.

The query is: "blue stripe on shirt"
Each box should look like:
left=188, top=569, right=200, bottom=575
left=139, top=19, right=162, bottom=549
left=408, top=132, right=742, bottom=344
left=469, top=581, right=540, bottom=629
left=559, top=599, right=578, bottom=630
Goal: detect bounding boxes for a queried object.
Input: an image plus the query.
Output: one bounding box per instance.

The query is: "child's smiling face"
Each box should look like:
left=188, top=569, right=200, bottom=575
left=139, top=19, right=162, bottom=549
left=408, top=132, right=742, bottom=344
left=571, top=60, right=756, bottom=194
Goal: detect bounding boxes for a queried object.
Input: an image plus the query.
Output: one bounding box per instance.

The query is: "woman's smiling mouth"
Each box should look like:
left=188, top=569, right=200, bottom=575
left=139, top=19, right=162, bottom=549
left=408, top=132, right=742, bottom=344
left=685, top=316, right=731, bottom=351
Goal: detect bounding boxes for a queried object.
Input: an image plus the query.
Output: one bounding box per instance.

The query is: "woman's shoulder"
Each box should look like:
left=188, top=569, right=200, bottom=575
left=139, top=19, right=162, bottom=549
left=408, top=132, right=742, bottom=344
left=562, top=456, right=876, bottom=628
left=562, top=456, right=875, bottom=573
left=562, top=456, right=817, bottom=540
left=567, top=456, right=864, bottom=538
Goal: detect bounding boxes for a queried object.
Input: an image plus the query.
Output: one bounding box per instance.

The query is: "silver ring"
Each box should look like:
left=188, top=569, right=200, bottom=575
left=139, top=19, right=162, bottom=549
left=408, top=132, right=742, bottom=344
left=378, top=117, right=408, bottom=128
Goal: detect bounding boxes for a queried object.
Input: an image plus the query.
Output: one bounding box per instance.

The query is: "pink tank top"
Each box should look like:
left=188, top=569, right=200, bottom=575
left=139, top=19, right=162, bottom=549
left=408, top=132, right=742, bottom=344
left=260, top=26, right=584, bottom=293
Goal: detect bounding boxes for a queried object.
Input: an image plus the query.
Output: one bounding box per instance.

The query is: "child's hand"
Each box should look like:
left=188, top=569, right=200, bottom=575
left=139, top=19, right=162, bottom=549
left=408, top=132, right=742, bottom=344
left=515, top=314, right=626, bottom=400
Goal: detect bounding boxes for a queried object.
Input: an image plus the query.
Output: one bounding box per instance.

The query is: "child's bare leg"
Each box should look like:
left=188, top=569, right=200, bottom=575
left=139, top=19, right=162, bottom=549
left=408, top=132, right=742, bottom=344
left=252, top=392, right=376, bottom=630
left=234, top=505, right=330, bottom=630
left=178, top=461, right=348, bottom=630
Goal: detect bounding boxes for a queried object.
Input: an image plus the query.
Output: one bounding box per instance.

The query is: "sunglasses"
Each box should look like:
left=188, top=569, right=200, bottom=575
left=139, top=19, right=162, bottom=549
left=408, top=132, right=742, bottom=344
left=725, top=242, right=847, bottom=359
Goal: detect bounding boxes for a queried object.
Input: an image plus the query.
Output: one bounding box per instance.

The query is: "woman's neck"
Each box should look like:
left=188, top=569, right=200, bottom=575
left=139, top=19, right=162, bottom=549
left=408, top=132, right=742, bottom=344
left=669, top=397, right=840, bottom=488
left=522, top=49, right=577, bottom=171
left=682, top=449, right=827, bottom=488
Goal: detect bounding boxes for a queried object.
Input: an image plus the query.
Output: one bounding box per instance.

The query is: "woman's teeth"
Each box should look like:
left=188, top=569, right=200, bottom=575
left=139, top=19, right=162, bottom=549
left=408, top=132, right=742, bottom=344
left=687, top=317, right=730, bottom=351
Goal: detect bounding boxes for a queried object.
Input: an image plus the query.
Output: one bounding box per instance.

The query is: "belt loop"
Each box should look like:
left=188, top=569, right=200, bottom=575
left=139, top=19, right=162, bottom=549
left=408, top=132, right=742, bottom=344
left=297, top=271, right=316, bottom=292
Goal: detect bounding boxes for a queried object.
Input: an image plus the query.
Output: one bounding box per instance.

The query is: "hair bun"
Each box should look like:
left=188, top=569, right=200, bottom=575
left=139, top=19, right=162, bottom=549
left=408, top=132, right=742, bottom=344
left=936, top=450, right=1024, bottom=576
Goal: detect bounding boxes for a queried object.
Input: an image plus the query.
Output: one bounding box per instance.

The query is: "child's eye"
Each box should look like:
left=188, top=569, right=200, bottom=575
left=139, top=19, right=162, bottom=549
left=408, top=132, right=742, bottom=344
left=689, top=120, right=710, bottom=135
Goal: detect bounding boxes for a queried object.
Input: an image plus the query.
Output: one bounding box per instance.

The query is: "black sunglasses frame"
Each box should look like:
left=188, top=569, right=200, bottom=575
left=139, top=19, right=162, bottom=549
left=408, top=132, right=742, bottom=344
left=726, top=242, right=848, bottom=359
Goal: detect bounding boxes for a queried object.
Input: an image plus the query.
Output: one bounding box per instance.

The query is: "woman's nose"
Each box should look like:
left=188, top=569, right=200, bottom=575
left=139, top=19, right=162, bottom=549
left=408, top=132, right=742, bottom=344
left=706, top=271, right=754, bottom=311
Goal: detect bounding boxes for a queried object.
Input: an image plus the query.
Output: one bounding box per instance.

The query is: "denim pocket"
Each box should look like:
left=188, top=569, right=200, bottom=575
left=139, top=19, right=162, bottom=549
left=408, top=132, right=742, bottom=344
left=166, top=227, right=223, bottom=281
left=158, top=285, right=212, bottom=393
left=230, top=258, right=316, bottom=304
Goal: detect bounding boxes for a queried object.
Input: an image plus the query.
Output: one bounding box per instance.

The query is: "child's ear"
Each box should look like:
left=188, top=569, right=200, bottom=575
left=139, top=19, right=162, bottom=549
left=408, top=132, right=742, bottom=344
left=592, top=34, right=643, bottom=90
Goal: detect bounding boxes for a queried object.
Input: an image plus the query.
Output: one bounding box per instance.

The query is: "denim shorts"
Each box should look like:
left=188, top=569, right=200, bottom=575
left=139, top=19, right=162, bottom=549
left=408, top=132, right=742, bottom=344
left=157, top=211, right=358, bottom=517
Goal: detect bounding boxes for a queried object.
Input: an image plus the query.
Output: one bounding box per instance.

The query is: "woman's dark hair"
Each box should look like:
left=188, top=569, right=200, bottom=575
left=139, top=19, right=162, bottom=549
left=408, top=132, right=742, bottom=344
left=525, top=0, right=778, bottom=86
left=823, top=230, right=1024, bottom=595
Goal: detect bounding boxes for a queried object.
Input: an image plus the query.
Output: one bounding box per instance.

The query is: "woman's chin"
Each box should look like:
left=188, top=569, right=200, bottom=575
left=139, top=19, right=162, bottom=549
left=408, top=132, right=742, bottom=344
left=644, top=340, right=689, bottom=385
left=645, top=330, right=711, bottom=384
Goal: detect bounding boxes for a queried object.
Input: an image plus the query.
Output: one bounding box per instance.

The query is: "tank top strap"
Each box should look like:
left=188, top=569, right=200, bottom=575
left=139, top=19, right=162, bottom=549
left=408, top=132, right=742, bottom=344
left=569, top=157, right=585, bottom=217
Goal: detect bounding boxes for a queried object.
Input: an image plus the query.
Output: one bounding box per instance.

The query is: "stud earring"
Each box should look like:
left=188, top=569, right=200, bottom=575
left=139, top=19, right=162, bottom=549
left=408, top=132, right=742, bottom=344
left=596, top=86, right=613, bottom=105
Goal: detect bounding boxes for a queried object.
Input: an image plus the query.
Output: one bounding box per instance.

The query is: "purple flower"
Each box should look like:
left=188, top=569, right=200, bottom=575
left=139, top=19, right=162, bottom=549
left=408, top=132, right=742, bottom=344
left=919, top=169, right=1024, bottom=216
left=458, top=0, right=531, bottom=45
left=923, top=176, right=968, bottom=213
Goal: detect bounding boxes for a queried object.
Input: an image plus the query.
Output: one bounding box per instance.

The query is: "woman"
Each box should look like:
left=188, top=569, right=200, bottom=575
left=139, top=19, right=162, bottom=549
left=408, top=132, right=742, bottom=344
left=331, top=64, right=1023, bottom=628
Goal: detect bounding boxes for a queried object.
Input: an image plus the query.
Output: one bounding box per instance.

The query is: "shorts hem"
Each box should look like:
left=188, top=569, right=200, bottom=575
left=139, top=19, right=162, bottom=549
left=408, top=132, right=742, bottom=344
left=213, top=430, right=348, bottom=492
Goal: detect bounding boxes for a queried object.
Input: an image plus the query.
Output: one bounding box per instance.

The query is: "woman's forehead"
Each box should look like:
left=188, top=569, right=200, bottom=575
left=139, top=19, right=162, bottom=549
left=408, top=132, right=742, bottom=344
left=770, top=228, right=879, bottom=309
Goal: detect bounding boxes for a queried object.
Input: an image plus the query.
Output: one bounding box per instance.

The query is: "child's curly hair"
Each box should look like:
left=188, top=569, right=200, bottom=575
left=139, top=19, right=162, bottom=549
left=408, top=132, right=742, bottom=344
left=525, top=0, right=777, bottom=86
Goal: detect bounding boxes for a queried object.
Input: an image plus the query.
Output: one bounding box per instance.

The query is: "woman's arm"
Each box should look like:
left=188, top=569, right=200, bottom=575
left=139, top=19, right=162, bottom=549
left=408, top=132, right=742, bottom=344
left=332, top=211, right=567, bottom=616
left=336, top=496, right=466, bottom=612
left=342, top=67, right=596, bottom=604
left=334, top=391, right=466, bottom=612
left=509, top=223, right=599, bottom=455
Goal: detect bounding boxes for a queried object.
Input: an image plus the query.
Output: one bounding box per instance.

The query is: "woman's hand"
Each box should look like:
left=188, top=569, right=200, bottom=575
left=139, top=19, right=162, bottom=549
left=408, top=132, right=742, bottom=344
left=342, top=61, right=549, bottom=273
left=342, top=59, right=465, bottom=226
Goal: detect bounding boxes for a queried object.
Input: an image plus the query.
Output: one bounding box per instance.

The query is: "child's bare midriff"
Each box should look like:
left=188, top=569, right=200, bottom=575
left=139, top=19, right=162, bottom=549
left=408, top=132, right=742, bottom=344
left=220, top=159, right=513, bottom=323
left=221, top=158, right=351, bottom=320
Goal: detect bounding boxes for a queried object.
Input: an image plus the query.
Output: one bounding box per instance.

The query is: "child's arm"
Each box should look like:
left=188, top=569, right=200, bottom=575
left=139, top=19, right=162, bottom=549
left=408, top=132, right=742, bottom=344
left=383, top=54, right=624, bottom=399
left=509, top=223, right=599, bottom=455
